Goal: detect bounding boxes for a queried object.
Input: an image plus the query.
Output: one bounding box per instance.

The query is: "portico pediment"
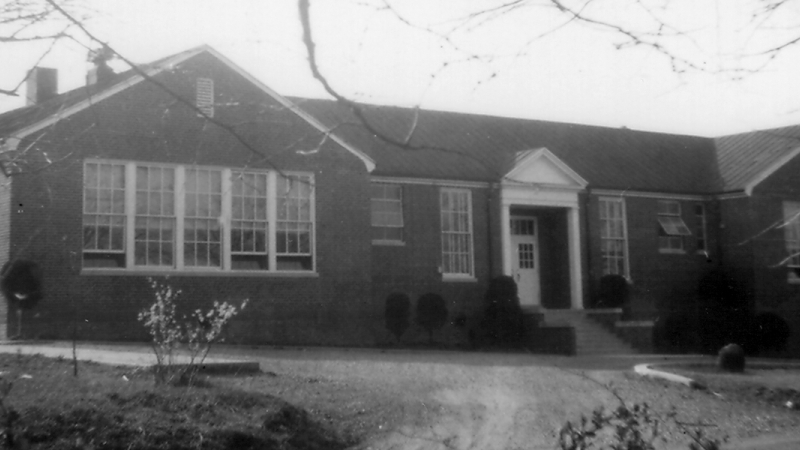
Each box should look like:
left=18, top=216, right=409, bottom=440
left=503, top=148, right=588, bottom=189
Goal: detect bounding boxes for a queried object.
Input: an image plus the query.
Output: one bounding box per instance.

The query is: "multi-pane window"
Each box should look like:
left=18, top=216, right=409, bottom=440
left=83, top=162, right=126, bottom=268
left=440, top=188, right=473, bottom=277
left=82, top=160, right=315, bottom=273
left=184, top=168, right=222, bottom=268
left=784, top=201, right=800, bottom=280
left=231, top=172, right=268, bottom=270
left=695, top=204, right=707, bottom=253
left=276, top=174, right=313, bottom=271
left=135, top=166, right=175, bottom=267
left=371, top=184, right=403, bottom=243
left=599, top=198, right=628, bottom=277
left=196, top=78, right=214, bottom=118
left=657, top=200, right=691, bottom=253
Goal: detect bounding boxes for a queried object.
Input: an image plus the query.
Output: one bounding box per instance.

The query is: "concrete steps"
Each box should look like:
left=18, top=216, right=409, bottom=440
left=543, top=309, right=638, bottom=355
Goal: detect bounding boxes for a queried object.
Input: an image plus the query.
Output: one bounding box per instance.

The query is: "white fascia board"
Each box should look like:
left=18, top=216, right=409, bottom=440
left=591, top=189, right=709, bottom=201
left=200, top=47, right=376, bottom=173
left=370, top=175, right=489, bottom=189
left=743, top=146, right=800, bottom=196
left=5, top=46, right=209, bottom=151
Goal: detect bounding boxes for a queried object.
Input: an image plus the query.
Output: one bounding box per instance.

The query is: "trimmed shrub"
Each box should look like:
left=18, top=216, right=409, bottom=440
left=384, top=292, right=411, bottom=343
left=753, top=312, right=791, bottom=353
left=696, top=269, right=753, bottom=354
left=0, top=260, right=43, bottom=310
left=480, top=276, right=524, bottom=347
left=718, top=343, right=745, bottom=373
left=596, top=274, right=629, bottom=309
left=416, top=293, right=448, bottom=344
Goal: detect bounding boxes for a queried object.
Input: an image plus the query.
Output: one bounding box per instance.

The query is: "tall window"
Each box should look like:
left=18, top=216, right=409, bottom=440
left=657, top=200, right=691, bottom=253
left=599, top=198, right=628, bottom=277
left=371, top=183, right=403, bottom=243
left=83, top=162, right=126, bottom=268
left=695, top=204, right=707, bottom=254
left=784, top=201, right=800, bottom=281
left=135, top=165, right=175, bottom=267
left=276, top=174, right=314, bottom=271
left=440, top=188, right=473, bottom=277
left=184, top=168, right=222, bottom=267
left=231, top=172, right=268, bottom=270
left=82, top=160, right=315, bottom=273
left=196, top=78, right=214, bottom=118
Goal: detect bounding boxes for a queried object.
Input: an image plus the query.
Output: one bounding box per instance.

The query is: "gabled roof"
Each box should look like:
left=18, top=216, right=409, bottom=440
left=293, top=99, right=723, bottom=194
left=713, top=125, right=800, bottom=194
left=0, top=45, right=375, bottom=172
left=3, top=45, right=799, bottom=195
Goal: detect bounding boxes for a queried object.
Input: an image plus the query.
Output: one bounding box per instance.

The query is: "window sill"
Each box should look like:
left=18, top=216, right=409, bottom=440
left=658, top=249, right=686, bottom=255
left=372, top=240, right=405, bottom=246
left=442, top=274, right=477, bottom=283
left=81, top=269, right=319, bottom=278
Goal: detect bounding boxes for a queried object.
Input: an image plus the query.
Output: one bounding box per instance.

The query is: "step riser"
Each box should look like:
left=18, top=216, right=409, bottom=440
left=542, top=310, right=637, bottom=355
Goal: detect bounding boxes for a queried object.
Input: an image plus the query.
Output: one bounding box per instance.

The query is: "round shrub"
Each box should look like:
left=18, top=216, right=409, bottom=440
left=718, top=343, right=746, bottom=373
left=480, top=276, right=524, bottom=347
left=416, top=293, right=448, bottom=344
left=384, top=292, right=411, bottom=342
left=753, top=312, right=791, bottom=353
left=596, top=274, right=629, bottom=309
left=696, top=269, right=752, bottom=353
left=0, top=260, right=43, bottom=310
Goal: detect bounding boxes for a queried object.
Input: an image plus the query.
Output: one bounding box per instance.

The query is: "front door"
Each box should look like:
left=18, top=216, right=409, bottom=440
left=511, top=217, right=540, bottom=308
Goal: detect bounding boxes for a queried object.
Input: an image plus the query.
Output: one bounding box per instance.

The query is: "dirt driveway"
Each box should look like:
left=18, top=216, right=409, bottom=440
left=212, top=346, right=799, bottom=450
left=4, top=343, right=798, bottom=449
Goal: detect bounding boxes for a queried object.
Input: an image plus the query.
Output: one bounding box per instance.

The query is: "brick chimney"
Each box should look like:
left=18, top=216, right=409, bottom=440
left=25, top=67, right=58, bottom=106
left=86, top=62, right=115, bottom=86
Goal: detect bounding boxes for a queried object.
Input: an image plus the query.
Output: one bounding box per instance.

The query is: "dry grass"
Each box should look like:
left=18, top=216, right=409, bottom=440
left=0, top=353, right=406, bottom=449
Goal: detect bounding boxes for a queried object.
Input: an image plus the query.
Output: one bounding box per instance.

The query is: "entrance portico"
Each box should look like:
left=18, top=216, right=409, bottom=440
left=499, top=148, right=587, bottom=310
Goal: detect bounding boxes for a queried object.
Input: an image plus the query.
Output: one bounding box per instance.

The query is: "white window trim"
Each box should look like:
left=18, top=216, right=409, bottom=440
left=657, top=200, right=688, bottom=254
left=440, top=188, right=475, bottom=280
left=695, top=203, right=708, bottom=255
left=82, top=159, right=316, bottom=275
left=599, top=197, right=630, bottom=279
left=371, top=183, right=405, bottom=246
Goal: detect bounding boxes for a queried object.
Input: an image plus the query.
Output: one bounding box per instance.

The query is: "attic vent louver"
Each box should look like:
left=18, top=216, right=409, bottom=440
left=196, top=77, right=214, bottom=118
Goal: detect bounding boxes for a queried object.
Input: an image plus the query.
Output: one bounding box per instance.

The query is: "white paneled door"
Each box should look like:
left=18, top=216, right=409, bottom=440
left=511, top=217, right=540, bottom=307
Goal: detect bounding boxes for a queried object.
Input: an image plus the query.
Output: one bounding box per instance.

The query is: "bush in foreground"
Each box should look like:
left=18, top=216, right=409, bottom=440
left=718, top=343, right=746, bottom=373
left=479, top=276, right=524, bottom=347
left=416, top=293, right=448, bottom=344
left=752, top=312, right=791, bottom=354
left=384, top=292, right=411, bottom=343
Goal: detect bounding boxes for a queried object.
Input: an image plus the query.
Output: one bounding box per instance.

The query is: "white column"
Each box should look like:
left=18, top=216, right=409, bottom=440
left=568, top=206, right=584, bottom=309
left=501, top=202, right=512, bottom=275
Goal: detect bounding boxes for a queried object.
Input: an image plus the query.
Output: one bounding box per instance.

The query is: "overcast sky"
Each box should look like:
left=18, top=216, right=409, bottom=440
left=3, top=0, right=800, bottom=137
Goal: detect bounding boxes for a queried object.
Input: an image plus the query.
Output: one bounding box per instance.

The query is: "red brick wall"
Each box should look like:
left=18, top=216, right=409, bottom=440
left=586, top=194, right=717, bottom=319
left=749, top=158, right=800, bottom=355
left=370, top=183, right=491, bottom=345
left=7, top=52, right=375, bottom=345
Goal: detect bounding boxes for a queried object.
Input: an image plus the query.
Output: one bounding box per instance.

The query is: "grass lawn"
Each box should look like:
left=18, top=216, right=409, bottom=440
left=0, top=353, right=406, bottom=450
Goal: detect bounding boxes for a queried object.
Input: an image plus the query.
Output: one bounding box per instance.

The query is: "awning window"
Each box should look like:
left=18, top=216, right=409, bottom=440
left=657, top=216, right=691, bottom=236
